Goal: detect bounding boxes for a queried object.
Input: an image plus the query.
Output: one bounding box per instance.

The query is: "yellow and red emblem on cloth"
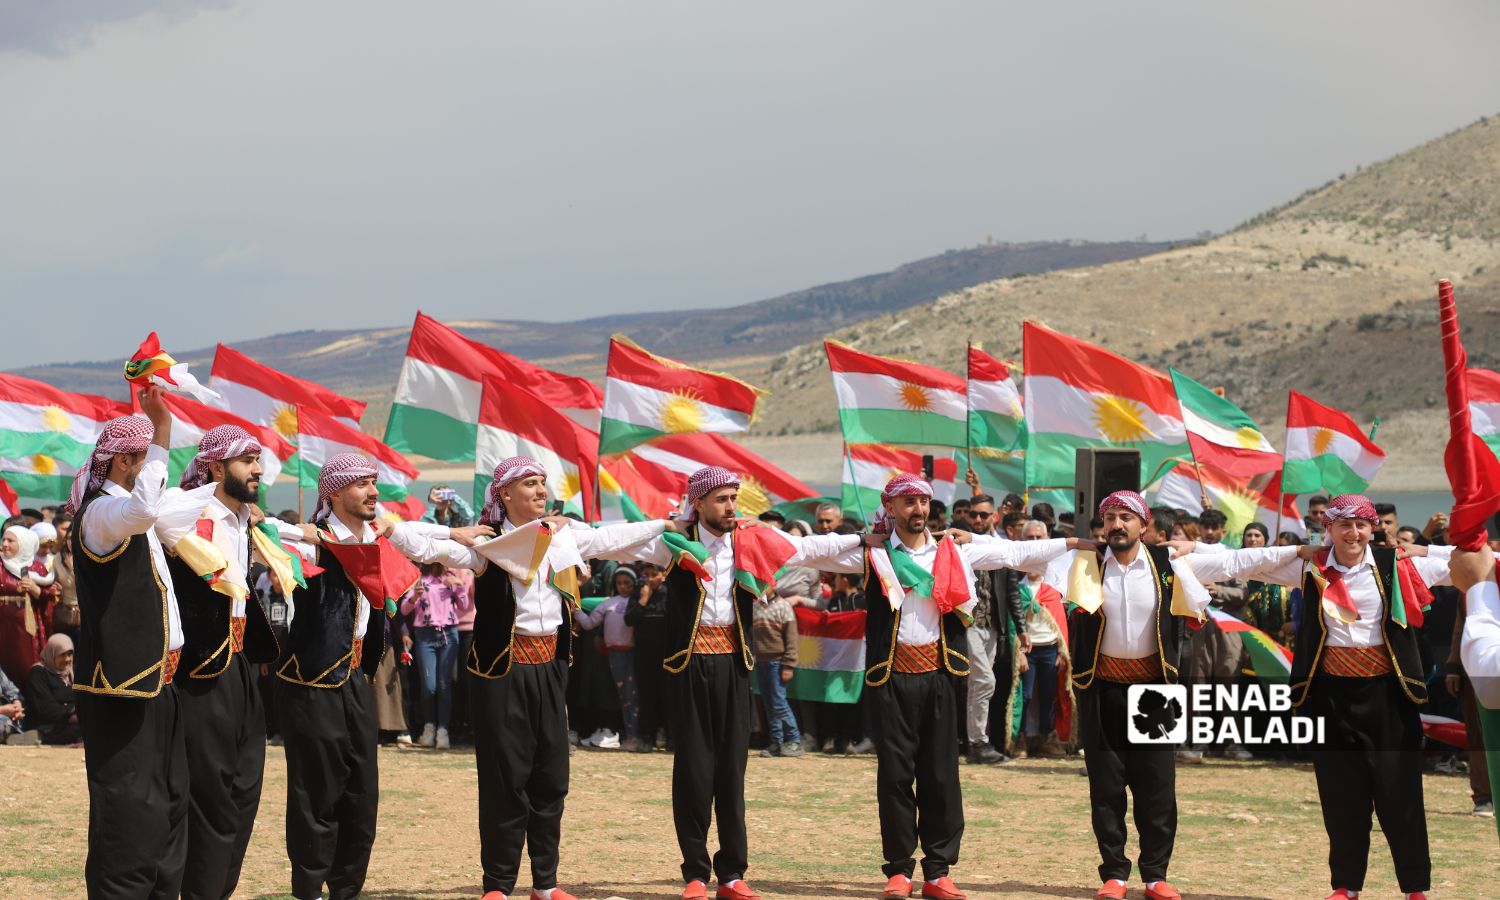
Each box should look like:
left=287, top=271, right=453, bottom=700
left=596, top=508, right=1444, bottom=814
left=691, top=624, right=737, bottom=655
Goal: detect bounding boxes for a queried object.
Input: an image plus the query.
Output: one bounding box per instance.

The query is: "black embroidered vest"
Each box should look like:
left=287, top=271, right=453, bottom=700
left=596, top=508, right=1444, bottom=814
left=170, top=530, right=279, bottom=680
left=71, top=491, right=173, bottom=698
left=661, top=523, right=755, bottom=673
left=467, top=559, right=574, bottom=679
left=861, top=547, right=971, bottom=685
left=276, top=519, right=384, bottom=687
left=1288, top=545, right=1426, bottom=707
left=1068, top=543, right=1184, bottom=690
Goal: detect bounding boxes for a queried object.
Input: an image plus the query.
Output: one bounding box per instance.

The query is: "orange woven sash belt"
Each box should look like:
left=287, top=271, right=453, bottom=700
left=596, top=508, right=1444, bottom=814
left=1319, top=645, right=1392, bottom=677
left=692, top=624, right=737, bottom=655
left=893, top=642, right=940, bottom=674
left=1097, top=653, right=1161, bottom=684
left=350, top=637, right=364, bottom=670
left=511, top=632, right=558, bottom=665
left=163, top=649, right=182, bottom=685
left=230, top=616, right=246, bottom=654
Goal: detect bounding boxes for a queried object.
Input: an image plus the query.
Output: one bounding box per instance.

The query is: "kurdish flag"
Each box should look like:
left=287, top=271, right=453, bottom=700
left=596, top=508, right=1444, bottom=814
left=386, top=312, right=603, bottom=463
left=1281, top=390, right=1385, bottom=495
left=0, top=476, right=18, bottom=520
left=1205, top=607, right=1291, bottom=682
left=960, top=344, right=1026, bottom=496
left=1466, top=367, right=1500, bottom=461
left=124, top=332, right=220, bottom=404
left=476, top=376, right=599, bottom=521
left=146, top=392, right=297, bottom=489
left=208, top=344, right=365, bottom=435
left=826, top=340, right=967, bottom=448
left=1170, top=368, right=1280, bottom=478
left=1154, top=462, right=1304, bottom=542
left=594, top=459, right=668, bottom=523
left=296, top=406, right=420, bottom=514
left=843, top=444, right=957, bottom=520
left=0, top=374, right=130, bottom=501
left=1023, top=322, right=1188, bottom=490
left=599, top=335, right=764, bottom=457
left=627, top=432, right=817, bottom=518
left=786, top=608, right=866, bottom=704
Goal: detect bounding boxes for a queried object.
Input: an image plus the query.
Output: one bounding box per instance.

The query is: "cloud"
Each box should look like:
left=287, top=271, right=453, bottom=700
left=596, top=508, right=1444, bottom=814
left=0, top=0, right=230, bottom=56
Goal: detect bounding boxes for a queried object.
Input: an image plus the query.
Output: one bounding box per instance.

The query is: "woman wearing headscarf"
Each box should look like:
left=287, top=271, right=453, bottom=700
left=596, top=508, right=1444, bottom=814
left=25, top=633, right=80, bottom=744
left=0, top=523, right=51, bottom=681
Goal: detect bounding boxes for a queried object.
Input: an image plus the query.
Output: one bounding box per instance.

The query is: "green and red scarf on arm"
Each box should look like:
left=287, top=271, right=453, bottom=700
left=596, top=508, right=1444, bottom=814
left=317, top=532, right=421, bottom=618
left=1310, top=548, right=1433, bottom=628
left=660, top=525, right=800, bottom=596
left=884, top=534, right=974, bottom=626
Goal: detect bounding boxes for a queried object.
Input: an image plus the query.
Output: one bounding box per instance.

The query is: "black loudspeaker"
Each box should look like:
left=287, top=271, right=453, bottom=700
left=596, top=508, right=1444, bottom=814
left=1075, top=448, right=1141, bottom=522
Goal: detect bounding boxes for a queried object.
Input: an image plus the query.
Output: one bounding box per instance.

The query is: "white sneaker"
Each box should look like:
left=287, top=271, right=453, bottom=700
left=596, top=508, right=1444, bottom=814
left=596, top=729, right=621, bottom=749
left=435, top=727, right=450, bottom=750
left=418, top=723, right=436, bottom=748
left=395, top=733, right=413, bottom=746
left=582, top=727, right=608, bottom=747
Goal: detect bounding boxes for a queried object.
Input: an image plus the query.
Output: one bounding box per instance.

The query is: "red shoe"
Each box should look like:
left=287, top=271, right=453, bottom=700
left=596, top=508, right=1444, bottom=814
left=1096, top=881, right=1128, bottom=900
left=1404, top=894, right=1427, bottom=900
left=882, top=873, right=913, bottom=899
left=920, top=877, right=967, bottom=900
left=533, top=892, right=577, bottom=900
left=682, top=882, right=709, bottom=900
left=1325, top=892, right=1358, bottom=900
left=716, top=881, right=762, bottom=900
left=1143, top=882, right=1181, bottom=900
left=481, top=893, right=508, bottom=900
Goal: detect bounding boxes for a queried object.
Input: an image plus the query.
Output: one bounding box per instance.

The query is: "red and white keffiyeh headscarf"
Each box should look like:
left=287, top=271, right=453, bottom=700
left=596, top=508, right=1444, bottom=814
left=874, top=472, right=933, bottom=533
left=1098, top=489, right=1151, bottom=523
left=314, top=452, right=377, bottom=522
left=1322, top=493, right=1378, bottom=528
left=65, top=415, right=155, bottom=515
left=680, top=465, right=741, bottom=523
left=480, top=456, right=548, bottom=525
left=180, top=425, right=261, bottom=489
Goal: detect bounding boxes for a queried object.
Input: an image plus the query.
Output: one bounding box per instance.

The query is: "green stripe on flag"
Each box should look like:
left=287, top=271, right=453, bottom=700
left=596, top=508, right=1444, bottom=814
left=969, top=409, right=1024, bottom=452
left=957, top=449, right=1026, bottom=496
left=784, top=667, right=864, bottom=704
left=1171, top=369, right=1260, bottom=429
left=384, top=403, right=478, bottom=463
left=0, top=471, right=75, bottom=501
left=598, top=419, right=667, bottom=457
left=837, top=408, right=966, bottom=448
left=1282, top=455, right=1371, bottom=495
left=1024, top=432, right=1188, bottom=491
left=0, top=431, right=95, bottom=463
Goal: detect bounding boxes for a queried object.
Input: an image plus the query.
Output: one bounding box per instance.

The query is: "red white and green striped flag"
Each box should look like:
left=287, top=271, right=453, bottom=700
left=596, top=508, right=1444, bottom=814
left=1170, top=368, right=1280, bottom=478
left=386, top=312, right=603, bottom=463
left=786, top=608, right=866, bottom=704
left=1205, top=607, right=1291, bottom=682
left=209, top=343, right=365, bottom=434
left=1281, top=390, right=1385, bottom=495
left=598, top=335, right=764, bottom=457
left=826, top=340, right=967, bottom=449
left=843, top=444, right=957, bottom=521
left=296, top=406, right=420, bottom=516
left=0, top=374, right=130, bottom=501
left=1466, top=367, right=1500, bottom=462
left=146, top=392, right=297, bottom=489
left=476, top=375, right=600, bottom=521
left=959, top=344, right=1026, bottom=495
left=1023, top=322, right=1188, bottom=490
left=626, top=432, right=817, bottom=519
left=1154, top=461, right=1304, bottom=542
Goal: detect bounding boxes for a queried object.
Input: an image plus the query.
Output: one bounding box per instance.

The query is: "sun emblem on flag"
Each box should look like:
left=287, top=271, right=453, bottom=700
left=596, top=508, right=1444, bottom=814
left=736, top=476, right=771, bottom=516
left=1235, top=426, right=1263, bottom=449
left=657, top=390, right=706, bottom=434
left=31, top=453, right=57, bottom=475
left=562, top=469, right=582, bottom=501
left=272, top=405, right=299, bottom=439
left=41, top=406, right=71, bottom=433
left=1312, top=427, right=1335, bottom=455
left=1090, top=395, right=1150, bottom=444
left=798, top=635, right=823, bottom=667
left=898, top=383, right=932, bottom=411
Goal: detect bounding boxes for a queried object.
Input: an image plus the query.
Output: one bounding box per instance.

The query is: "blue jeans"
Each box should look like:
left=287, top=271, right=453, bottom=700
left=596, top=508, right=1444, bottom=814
left=1021, top=642, right=1060, bottom=736
left=756, top=661, right=800, bottom=745
left=413, top=625, right=458, bottom=730
left=606, top=648, right=640, bottom=741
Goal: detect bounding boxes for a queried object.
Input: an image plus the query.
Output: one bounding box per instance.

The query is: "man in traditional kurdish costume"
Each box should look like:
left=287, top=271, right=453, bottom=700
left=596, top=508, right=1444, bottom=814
left=815, top=473, right=1086, bottom=900
left=624, top=466, right=866, bottom=900
left=1067, top=491, right=1212, bottom=900
left=66, top=390, right=190, bottom=900
left=393, top=456, right=671, bottom=900
left=1170, top=494, right=1454, bottom=900
left=151, top=425, right=281, bottom=900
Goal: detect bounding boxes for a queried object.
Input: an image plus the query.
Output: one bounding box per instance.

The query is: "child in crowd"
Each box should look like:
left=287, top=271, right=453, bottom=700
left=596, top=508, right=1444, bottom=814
left=574, top=567, right=643, bottom=751
left=400, top=561, right=471, bottom=749
left=753, top=587, right=801, bottom=757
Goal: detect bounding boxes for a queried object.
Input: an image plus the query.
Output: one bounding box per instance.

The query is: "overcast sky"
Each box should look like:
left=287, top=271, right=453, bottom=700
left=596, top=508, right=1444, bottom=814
left=4, top=1, right=1500, bottom=367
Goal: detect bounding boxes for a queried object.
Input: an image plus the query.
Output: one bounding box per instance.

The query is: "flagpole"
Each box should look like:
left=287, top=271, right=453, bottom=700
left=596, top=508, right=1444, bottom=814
left=295, top=406, right=303, bottom=523
left=843, top=440, right=869, bottom=527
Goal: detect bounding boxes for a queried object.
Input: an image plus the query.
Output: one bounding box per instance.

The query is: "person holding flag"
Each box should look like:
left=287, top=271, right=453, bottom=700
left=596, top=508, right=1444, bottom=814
left=1168, top=494, right=1456, bottom=900
left=811, top=473, right=1086, bottom=900
left=388, top=456, right=672, bottom=900
left=65, top=388, right=190, bottom=900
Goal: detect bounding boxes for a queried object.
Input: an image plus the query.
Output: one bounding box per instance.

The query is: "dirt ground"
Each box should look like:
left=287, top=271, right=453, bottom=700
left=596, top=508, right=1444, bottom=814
left=1, top=742, right=1492, bottom=899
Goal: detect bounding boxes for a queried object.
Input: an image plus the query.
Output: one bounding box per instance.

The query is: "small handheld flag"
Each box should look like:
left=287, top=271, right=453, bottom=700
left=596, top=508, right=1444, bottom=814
left=125, top=332, right=221, bottom=404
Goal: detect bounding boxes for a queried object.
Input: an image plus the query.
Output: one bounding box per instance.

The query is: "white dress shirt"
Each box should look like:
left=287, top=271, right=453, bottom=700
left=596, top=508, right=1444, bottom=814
left=1185, top=544, right=1452, bottom=648
left=819, top=533, right=1070, bottom=647
left=155, top=487, right=253, bottom=618
left=1462, top=580, right=1500, bottom=708
left=1096, top=547, right=1169, bottom=660
left=392, top=519, right=667, bottom=638
left=631, top=528, right=863, bottom=626
left=79, top=444, right=183, bottom=651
